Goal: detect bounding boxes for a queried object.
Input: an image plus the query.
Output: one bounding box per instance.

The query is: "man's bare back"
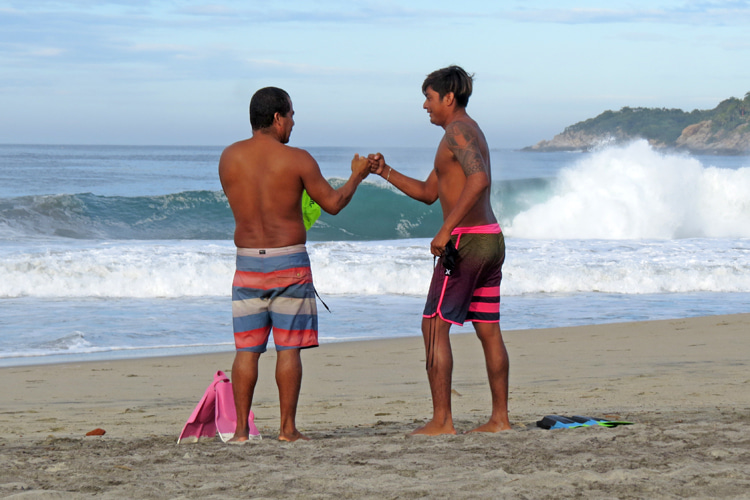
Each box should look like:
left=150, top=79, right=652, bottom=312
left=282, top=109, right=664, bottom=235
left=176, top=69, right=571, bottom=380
left=219, top=135, right=313, bottom=249
left=219, top=107, right=369, bottom=250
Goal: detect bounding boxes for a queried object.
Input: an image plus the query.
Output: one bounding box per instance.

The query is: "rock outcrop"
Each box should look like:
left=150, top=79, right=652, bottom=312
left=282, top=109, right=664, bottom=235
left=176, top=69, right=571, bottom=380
left=524, top=95, right=750, bottom=155
left=523, top=129, right=629, bottom=153
left=524, top=120, right=750, bottom=155
left=674, top=121, right=750, bottom=155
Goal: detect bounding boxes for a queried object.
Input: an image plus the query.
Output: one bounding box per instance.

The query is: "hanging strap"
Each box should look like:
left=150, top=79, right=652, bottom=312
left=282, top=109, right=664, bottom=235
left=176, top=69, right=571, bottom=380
left=313, top=286, right=331, bottom=313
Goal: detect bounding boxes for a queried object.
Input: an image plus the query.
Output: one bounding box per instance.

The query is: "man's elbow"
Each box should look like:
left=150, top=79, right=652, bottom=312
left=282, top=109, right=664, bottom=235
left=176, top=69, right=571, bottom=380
left=421, top=193, right=439, bottom=205
left=321, top=194, right=346, bottom=215
left=320, top=203, right=342, bottom=215
left=468, top=172, right=490, bottom=193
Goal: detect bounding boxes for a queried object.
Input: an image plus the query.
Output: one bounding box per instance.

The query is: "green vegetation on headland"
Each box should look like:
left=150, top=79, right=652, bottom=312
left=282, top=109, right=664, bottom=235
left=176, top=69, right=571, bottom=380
left=524, top=92, right=750, bottom=155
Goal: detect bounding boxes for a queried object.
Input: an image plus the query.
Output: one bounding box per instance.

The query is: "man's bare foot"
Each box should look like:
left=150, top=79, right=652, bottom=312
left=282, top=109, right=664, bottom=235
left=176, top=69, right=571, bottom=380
left=227, top=434, right=250, bottom=445
left=278, top=430, right=310, bottom=442
left=466, top=420, right=512, bottom=433
left=409, top=420, right=457, bottom=436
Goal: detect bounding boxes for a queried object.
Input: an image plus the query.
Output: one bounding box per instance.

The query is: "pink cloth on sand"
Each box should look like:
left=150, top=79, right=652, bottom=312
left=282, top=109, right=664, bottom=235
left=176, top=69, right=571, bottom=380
left=177, top=370, right=261, bottom=443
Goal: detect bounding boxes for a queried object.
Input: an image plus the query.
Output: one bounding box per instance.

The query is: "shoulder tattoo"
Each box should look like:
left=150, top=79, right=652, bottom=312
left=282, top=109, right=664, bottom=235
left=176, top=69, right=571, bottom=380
left=445, top=121, right=485, bottom=176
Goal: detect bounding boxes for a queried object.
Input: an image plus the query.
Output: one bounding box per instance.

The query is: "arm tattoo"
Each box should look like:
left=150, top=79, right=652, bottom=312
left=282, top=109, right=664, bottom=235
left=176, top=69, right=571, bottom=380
left=445, top=122, right=485, bottom=176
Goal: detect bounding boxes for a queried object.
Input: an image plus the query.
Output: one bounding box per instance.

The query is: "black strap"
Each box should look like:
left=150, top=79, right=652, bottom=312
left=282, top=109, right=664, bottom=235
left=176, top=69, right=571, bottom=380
left=313, top=286, right=331, bottom=313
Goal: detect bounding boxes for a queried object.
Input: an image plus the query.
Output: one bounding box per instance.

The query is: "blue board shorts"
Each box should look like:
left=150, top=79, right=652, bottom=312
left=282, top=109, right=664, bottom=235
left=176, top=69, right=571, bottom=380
left=232, top=244, right=318, bottom=353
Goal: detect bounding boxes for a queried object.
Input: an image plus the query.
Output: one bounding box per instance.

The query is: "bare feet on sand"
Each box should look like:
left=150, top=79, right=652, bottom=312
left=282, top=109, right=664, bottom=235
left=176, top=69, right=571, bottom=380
left=279, top=431, right=310, bottom=442
left=227, top=435, right=252, bottom=445
left=466, top=420, right=512, bottom=433
left=409, top=420, right=457, bottom=436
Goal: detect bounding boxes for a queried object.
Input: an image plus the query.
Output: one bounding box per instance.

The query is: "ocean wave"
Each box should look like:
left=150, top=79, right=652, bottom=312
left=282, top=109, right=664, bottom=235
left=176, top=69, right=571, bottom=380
left=1, top=141, right=749, bottom=241
left=0, top=180, right=553, bottom=241
left=0, top=190, right=233, bottom=240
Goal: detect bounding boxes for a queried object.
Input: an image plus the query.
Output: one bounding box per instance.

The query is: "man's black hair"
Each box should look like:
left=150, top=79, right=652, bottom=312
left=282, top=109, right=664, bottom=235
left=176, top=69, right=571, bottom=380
left=250, top=87, right=291, bottom=130
left=422, top=65, right=474, bottom=108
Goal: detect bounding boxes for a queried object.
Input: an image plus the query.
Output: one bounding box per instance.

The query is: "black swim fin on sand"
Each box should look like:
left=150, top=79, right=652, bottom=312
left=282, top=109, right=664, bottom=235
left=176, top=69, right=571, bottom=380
left=537, top=414, right=634, bottom=429
left=536, top=415, right=586, bottom=430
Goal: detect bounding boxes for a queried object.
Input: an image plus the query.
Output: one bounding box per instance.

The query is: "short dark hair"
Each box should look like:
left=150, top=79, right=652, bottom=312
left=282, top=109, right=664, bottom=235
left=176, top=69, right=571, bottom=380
left=249, top=87, right=291, bottom=130
left=422, top=66, right=474, bottom=108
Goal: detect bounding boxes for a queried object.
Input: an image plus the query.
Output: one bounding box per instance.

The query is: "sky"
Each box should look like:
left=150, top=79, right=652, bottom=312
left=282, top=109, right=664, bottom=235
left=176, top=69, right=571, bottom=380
left=2, top=1, right=750, bottom=149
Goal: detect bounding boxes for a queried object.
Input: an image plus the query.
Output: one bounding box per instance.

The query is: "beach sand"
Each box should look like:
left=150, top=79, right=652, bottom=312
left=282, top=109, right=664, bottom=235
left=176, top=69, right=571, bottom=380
left=1, top=314, right=749, bottom=499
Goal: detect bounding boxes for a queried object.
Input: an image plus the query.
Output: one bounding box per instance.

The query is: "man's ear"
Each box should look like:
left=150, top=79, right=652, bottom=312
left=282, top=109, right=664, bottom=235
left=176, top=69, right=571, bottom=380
left=443, top=92, right=456, bottom=107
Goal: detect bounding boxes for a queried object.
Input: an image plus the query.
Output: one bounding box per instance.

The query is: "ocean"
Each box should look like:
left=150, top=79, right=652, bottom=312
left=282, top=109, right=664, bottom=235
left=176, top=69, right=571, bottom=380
left=1, top=141, right=748, bottom=367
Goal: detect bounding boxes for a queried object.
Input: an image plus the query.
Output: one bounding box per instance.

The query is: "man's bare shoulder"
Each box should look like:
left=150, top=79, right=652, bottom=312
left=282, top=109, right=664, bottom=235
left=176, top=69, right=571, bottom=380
left=442, top=117, right=488, bottom=176
left=219, top=138, right=253, bottom=162
left=285, top=144, right=317, bottom=163
left=220, top=138, right=315, bottom=167
left=443, top=118, right=483, bottom=143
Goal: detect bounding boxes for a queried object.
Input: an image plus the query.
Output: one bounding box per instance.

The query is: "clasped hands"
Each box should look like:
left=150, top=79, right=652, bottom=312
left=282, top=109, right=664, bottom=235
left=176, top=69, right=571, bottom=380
left=350, top=153, right=387, bottom=179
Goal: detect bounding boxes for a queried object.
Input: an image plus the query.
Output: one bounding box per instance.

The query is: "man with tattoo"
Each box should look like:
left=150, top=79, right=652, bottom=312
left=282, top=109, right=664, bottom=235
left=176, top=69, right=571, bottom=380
left=369, top=66, right=510, bottom=435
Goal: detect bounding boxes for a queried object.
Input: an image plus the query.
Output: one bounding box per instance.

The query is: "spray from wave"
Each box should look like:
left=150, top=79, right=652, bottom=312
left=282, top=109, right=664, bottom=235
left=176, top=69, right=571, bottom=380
left=505, top=141, right=750, bottom=239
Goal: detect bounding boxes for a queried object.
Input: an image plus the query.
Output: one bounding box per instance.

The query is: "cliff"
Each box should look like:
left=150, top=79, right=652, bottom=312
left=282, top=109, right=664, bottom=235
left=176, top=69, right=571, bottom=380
left=524, top=94, right=750, bottom=155
left=673, top=121, right=750, bottom=155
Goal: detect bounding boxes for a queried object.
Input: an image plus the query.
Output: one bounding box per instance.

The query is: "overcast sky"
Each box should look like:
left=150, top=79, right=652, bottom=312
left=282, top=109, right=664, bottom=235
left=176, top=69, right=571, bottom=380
left=2, top=1, right=749, bottom=148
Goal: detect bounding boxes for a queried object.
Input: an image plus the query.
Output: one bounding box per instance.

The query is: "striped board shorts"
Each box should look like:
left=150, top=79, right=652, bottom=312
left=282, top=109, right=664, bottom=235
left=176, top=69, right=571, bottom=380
left=423, top=223, right=505, bottom=326
left=232, top=244, right=318, bottom=353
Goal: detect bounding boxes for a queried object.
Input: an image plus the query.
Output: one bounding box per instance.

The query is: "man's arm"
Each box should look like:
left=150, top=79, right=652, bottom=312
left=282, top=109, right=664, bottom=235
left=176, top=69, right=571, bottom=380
left=368, top=153, right=439, bottom=205
left=430, top=121, right=490, bottom=255
left=302, top=153, right=369, bottom=215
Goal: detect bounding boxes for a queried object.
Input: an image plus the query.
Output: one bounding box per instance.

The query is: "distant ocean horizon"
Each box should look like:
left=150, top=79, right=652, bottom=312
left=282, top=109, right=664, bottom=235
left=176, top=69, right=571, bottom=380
left=1, top=141, right=748, bottom=366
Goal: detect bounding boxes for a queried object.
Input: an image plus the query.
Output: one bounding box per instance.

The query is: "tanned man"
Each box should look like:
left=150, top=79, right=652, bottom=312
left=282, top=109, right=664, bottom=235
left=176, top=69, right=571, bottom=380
left=369, top=66, right=510, bottom=435
left=219, top=87, right=369, bottom=442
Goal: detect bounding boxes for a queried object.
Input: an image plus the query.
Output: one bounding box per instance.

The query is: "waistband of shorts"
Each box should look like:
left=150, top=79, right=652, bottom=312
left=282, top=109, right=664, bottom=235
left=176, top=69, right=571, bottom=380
left=236, top=244, right=307, bottom=257
left=451, top=223, right=502, bottom=235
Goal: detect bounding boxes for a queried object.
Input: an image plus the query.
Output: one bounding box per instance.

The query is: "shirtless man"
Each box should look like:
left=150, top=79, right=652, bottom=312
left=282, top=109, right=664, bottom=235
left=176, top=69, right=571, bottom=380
left=369, top=66, right=511, bottom=435
left=219, top=87, right=369, bottom=442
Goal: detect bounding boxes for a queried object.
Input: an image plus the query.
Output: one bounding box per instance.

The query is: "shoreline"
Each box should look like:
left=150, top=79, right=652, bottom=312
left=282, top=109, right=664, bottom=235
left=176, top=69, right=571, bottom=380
left=5, top=290, right=750, bottom=369
left=2, top=313, right=749, bottom=498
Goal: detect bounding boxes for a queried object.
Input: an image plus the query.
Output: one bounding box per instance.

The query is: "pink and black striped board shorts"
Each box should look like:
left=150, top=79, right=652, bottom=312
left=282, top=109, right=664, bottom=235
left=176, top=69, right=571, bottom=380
left=423, top=223, right=505, bottom=326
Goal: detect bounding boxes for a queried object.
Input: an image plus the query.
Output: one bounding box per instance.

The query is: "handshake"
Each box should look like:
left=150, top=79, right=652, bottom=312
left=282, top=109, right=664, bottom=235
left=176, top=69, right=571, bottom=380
left=350, top=153, right=388, bottom=179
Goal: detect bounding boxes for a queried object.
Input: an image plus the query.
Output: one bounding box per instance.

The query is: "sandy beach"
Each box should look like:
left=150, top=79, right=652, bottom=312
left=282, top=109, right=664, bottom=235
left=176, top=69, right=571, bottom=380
left=1, top=314, right=749, bottom=499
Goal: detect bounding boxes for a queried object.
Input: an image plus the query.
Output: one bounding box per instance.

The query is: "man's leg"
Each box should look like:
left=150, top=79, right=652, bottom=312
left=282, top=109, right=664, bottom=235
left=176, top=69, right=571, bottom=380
left=229, top=350, right=261, bottom=442
left=275, top=348, right=309, bottom=442
left=411, top=316, right=456, bottom=436
left=468, top=322, right=511, bottom=432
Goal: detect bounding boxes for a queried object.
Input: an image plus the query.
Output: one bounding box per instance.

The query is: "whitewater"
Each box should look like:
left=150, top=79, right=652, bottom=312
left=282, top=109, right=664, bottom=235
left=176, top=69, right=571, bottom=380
left=1, top=142, right=748, bottom=366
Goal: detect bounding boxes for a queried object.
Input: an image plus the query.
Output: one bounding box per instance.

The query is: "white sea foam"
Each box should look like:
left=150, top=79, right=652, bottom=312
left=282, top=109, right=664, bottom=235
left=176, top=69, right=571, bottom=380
left=1, top=237, right=748, bottom=299
left=308, top=240, right=432, bottom=295
left=504, top=238, right=750, bottom=294
left=0, top=241, right=235, bottom=298
left=505, top=141, right=750, bottom=239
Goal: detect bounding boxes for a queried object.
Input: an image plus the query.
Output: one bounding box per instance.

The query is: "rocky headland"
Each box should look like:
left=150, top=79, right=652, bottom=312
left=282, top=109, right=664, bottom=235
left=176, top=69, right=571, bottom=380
left=524, top=93, right=750, bottom=155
